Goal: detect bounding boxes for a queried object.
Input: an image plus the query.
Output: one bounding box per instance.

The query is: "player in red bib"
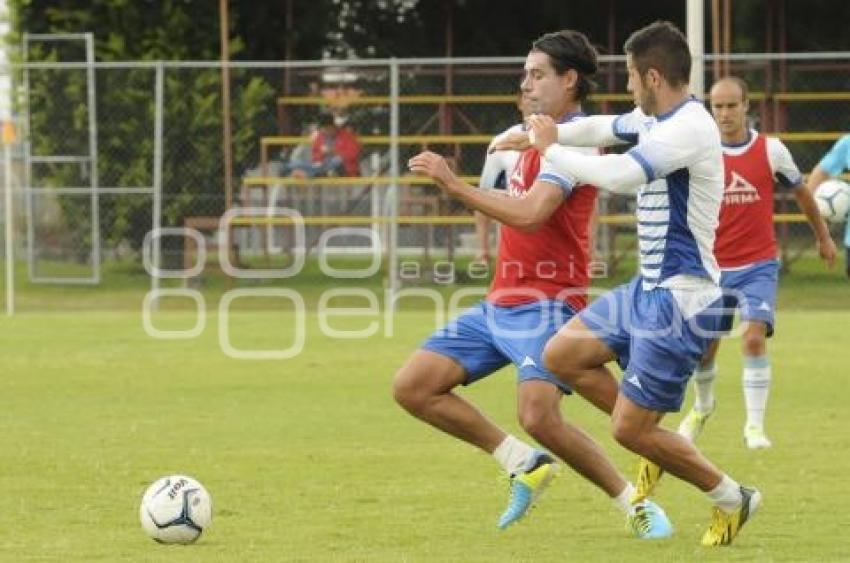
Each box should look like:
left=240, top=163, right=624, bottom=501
left=487, top=125, right=596, bottom=312
left=395, top=30, right=671, bottom=537
left=677, top=76, right=836, bottom=448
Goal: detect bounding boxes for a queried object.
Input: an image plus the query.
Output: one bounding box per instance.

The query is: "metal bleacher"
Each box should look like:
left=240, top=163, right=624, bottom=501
left=194, top=88, right=849, bottom=273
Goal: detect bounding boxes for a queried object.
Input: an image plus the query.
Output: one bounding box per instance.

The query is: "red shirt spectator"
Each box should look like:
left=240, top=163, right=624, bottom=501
left=311, top=115, right=362, bottom=176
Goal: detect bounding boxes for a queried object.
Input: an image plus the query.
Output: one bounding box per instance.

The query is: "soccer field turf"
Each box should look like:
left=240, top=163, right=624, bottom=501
left=0, top=309, right=848, bottom=562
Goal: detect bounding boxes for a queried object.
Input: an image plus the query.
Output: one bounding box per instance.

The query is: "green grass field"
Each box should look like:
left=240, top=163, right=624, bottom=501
left=8, top=248, right=850, bottom=311
left=1, top=302, right=849, bottom=561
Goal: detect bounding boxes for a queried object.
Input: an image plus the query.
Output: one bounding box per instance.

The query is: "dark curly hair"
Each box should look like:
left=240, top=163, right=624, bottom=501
left=532, top=30, right=599, bottom=102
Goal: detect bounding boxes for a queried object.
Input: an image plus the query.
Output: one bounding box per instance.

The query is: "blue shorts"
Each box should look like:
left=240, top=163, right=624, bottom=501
left=579, top=277, right=720, bottom=412
left=422, top=300, right=575, bottom=393
left=718, top=259, right=779, bottom=336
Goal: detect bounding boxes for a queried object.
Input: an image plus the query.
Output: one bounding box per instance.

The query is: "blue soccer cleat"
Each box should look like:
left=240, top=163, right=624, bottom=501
left=497, top=451, right=558, bottom=530
left=627, top=499, right=674, bottom=539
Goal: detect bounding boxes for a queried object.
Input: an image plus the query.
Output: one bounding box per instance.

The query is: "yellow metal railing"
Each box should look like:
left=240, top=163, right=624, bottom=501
left=225, top=213, right=811, bottom=227
left=262, top=134, right=492, bottom=147
left=277, top=93, right=634, bottom=106
left=772, top=92, right=850, bottom=102
left=263, top=91, right=849, bottom=168
left=276, top=91, right=850, bottom=107
left=773, top=132, right=845, bottom=142
left=243, top=175, right=480, bottom=187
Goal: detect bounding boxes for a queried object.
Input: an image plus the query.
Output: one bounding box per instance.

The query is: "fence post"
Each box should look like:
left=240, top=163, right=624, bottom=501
left=151, top=62, right=164, bottom=309
left=3, top=120, right=13, bottom=315
left=388, top=58, right=400, bottom=311
left=85, top=32, right=101, bottom=284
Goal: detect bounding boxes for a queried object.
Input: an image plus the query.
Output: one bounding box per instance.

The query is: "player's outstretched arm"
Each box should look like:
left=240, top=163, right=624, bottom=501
left=554, top=114, right=622, bottom=147
left=794, top=179, right=837, bottom=267
left=806, top=165, right=832, bottom=195
left=489, top=130, right=532, bottom=153
left=408, top=151, right=564, bottom=232
left=490, top=114, right=623, bottom=153
left=526, top=115, right=644, bottom=194
left=768, top=137, right=836, bottom=266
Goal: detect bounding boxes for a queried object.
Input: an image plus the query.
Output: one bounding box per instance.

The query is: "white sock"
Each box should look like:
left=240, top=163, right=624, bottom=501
left=743, top=356, right=771, bottom=429
left=492, top=435, right=535, bottom=475
left=693, top=363, right=717, bottom=413
left=613, top=482, right=637, bottom=515
left=707, top=474, right=743, bottom=513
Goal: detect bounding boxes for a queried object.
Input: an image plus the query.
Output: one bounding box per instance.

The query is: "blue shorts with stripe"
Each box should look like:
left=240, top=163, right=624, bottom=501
left=717, top=259, right=779, bottom=336
left=578, top=277, right=721, bottom=413
left=421, top=300, right=575, bottom=393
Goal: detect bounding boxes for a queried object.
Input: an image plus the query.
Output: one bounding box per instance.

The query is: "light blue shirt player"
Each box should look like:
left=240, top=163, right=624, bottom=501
left=536, top=98, right=725, bottom=412
left=816, top=134, right=850, bottom=248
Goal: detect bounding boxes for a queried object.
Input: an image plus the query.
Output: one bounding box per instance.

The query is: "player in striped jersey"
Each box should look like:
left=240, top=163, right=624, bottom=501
left=500, top=21, right=761, bottom=546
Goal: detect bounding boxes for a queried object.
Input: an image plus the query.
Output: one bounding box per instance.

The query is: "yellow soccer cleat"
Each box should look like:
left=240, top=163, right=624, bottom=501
left=632, top=457, right=664, bottom=504
left=701, top=486, right=762, bottom=546
left=677, top=401, right=716, bottom=442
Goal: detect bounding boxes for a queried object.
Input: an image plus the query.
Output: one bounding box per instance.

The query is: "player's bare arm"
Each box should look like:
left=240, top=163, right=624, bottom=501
left=408, top=150, right=564, bottom=232
left=793, top=182, right=837, bottom=266
left=489, top=129, right=532, bottom=153
left=490, top=114, right=622, bottom=154
left=553, top=114, right=622, bottom=147
left=806, top=165, right=832, bottom=194
left=523, top=116, right=643, bottom=194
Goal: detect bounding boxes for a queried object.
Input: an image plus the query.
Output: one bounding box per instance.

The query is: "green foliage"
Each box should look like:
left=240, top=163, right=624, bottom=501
left=12, top=0, right=276, bottom=254
left=8, top=1, right=850, bottom=263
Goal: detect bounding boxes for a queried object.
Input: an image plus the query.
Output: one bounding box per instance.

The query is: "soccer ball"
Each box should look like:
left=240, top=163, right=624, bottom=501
left=814, top=179, right=850, bottom=223
left=139, top=475, right=212, bottom=544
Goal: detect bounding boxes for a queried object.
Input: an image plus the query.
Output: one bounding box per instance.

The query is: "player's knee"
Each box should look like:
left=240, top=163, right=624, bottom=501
left=517, top=405, right=555, bottom=439
left=742, top=332, right=766, bottom=357
left=393, top=360, right=459, bottom=414
left=391, top=369, right=427, bottom=413
left=611, top=417, right=642, bottom=452
left=542, top=337, right=573, bottom=380
left=541, top=339, right=559, bottom=374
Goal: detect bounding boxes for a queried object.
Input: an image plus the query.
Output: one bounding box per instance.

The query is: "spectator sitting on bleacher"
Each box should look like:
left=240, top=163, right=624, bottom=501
left=289, top=111, right=361, bottom=179
left=287, top=122, right=317, bottom=168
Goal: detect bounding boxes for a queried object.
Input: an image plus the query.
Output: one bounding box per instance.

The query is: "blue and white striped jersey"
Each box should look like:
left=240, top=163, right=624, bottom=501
left=613, top=99, right=724, bottom=291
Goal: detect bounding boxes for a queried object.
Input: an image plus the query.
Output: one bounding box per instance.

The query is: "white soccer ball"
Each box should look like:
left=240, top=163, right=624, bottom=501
left=139, top=475, right=212, bottom=544
left=814, top=179, right=850, bottom=223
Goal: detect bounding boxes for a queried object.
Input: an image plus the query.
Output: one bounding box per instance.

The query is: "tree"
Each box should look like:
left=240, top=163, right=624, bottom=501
left=11, top=0, right=275, bottom=262
left=10, top=0, right=849, bottom=266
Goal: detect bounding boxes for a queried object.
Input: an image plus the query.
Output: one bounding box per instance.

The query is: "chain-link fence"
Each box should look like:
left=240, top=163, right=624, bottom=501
left=1, top=52, right=848, bottom=312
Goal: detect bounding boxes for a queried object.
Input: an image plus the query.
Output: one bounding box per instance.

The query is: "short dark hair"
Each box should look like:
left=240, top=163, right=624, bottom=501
left=714, top=75, right=749, bottom=102
left=532, top=30, right=598, bottom=102
left=624, top=21, right=691, bottom=87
